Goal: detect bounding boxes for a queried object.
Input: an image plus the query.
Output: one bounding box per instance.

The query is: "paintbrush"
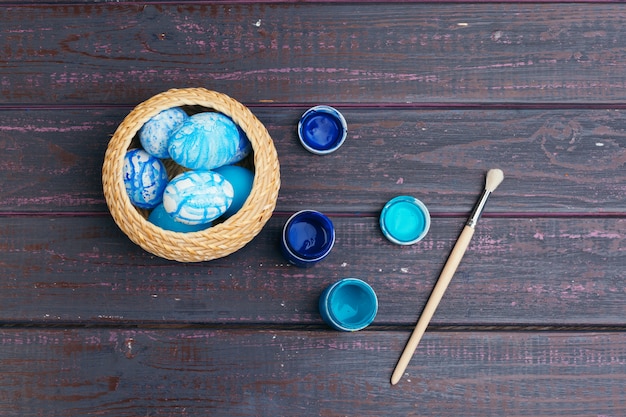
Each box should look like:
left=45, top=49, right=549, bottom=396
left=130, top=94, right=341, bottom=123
left=391, top=169, right=504, bottom=385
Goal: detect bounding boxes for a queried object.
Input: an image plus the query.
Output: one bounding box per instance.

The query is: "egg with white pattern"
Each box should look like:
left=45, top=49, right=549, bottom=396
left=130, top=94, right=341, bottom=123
left=123, top=149, right=168, bottom=209
left=139, top=107, right=188, bottom=159
left=163, top=170, right=234, bottom=225
left=168, top=112, right=251, bottom=170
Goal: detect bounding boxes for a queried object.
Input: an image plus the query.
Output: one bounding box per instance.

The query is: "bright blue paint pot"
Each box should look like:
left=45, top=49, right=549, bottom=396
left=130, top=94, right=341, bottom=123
left=280, top=210, right=335, bottom=267
left=297, top=105, right=347, bottom=155
left=319, top=278, right=378, bottom=332
left=380, top=196, right=430, bottom=245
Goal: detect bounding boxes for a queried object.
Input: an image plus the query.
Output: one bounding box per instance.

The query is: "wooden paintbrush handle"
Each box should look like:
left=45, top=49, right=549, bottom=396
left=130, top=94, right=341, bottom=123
left=391, top=225, right=476, bottom=385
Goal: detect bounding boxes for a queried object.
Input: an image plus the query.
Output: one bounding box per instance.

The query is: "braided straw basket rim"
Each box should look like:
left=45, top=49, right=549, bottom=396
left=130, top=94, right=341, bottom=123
left=102, top=88, right=280, bottom=262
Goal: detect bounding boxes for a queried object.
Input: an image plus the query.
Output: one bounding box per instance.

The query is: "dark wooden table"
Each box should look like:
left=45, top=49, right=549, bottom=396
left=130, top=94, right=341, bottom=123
left=2, top=1, right=626, bottom=416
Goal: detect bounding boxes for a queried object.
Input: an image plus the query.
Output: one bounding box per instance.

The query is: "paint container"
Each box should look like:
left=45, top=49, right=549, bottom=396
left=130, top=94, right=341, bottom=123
left=319, top=278, right=378, bottom=332
left=280, top=210, right=336, bottom=267
left=297, top=105, right=347, bottom=155
left=380, top=195, right=430, bottom=245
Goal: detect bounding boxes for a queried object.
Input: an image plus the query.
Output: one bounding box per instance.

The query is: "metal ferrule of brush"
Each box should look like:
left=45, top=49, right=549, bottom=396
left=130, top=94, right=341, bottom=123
left=466, top=189, right=491, bottom=228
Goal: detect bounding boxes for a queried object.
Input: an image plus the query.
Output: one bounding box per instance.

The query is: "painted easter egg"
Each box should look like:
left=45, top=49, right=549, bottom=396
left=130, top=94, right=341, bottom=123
left=148, top=203, right=212, bottom=233
left=163, top=171, right=234, bottom=225
left=168, top=112, right=251, bottom=170
left=214, top=165, right=254, bottom=218
left=233, top=125, right=253, bottom=163
left=123, top=149, right=169, bottom=209
left=139, top=107, right=188, bottom=158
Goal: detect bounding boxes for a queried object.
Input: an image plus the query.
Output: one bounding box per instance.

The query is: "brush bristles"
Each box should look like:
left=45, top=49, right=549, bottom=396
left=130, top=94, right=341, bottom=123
left=485, top=169, right=504, bottom=192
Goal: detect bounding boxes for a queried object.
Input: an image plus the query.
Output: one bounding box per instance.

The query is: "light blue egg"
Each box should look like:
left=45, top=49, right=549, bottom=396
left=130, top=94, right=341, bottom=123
left=139, top=107, right=188, bottom=158
left=148, top=203, right=212, bottom=232
left=213, top=165, right=254, bottom=218
left=163, top=171, right=234, bottom=225
left=233, top=125, right=253, bottom=162
left=168, top=112, right=251, bottom=170
left=123, top=149, right=169, bottom=209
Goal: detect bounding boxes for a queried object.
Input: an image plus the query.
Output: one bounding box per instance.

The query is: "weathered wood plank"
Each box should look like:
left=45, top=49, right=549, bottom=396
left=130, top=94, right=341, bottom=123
left=278, top=107, right=626, bottom=214
left=0, top=108, right=121, bottom=211
left=0, top=215, right=623, bottom=325
left=0, top=107, right=624, bottom=213
left=1, top=328, right=625, bottom=417
left=3, top=3, right=626, bottom=105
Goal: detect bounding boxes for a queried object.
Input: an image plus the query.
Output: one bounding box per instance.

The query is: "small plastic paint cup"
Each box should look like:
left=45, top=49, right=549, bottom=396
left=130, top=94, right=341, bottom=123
left=319, top=278, right=378, bottom=332
left=280, top=210, right=336, bottom=267
left=297, top=105, right=348, bottom=155
left=380, top=195, right=431, bottom=245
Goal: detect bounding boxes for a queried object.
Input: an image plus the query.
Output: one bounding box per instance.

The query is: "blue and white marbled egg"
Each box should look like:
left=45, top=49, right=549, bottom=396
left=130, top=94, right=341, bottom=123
left=139, top=107, right=188, bottom=159
left=123, top=148, right=169, bottom=209
left=148, top=203, right=212, bottom=233
left=213, top=165, right=254, bottom=218
left=233, top=125, right=253, bottom=162
left=168, top=112, right=251, bottom=170
left=162, top=170, right=234, bottom=225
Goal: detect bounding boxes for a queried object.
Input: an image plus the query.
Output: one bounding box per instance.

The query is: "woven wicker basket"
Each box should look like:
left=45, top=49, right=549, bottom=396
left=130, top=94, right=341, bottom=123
left=102, top=88, right=280, bottom=262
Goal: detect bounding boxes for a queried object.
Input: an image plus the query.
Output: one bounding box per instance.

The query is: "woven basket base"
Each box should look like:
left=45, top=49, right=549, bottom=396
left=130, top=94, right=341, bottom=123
left=102, top=88, right=280, bottom=262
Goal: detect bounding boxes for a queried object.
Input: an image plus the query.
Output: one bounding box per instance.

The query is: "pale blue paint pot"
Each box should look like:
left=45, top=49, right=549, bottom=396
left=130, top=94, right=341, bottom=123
left=319, top=278, right=378, bottom=332
left=380, top=196, right=430, bottom=245
left=298, top=105, right=347, bottom=155
left=280, top=210, right=335, bottom=268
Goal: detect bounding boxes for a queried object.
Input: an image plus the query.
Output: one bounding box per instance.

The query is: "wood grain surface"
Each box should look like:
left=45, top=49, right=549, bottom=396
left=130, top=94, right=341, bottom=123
left=1, top=108, right=625, bottom=213
left=1, top=329, right=626, bottom=417
left=1, top=1, right=626, bottom=416
left=3, top=3, right=626, bottom=105
left=0, top=216, right=624, bottom=326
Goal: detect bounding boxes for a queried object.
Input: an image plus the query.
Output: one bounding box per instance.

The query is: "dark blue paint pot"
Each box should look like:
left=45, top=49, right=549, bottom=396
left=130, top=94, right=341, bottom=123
left=280, top=210, right=335, bottom=267
left=297, top=105, right=347, bottom=155
left=319, top=278, right=378, bottom=332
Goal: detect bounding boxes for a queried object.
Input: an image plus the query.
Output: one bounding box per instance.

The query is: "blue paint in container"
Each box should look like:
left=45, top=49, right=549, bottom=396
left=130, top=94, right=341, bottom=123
left=298, top=105, right=347, bottom=154
left=319, top=278, right=378, bottom=332
left=380, top=196, right=430, bottom=245
left=280, top=210, right=335, bottom=267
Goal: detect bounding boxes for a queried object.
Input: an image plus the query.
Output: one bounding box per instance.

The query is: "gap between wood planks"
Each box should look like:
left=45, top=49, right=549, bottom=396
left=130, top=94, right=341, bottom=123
left=0, top=212, right=624, bottom=219
left=2, top=321, right=626, bottom=332
left=5, top=0, right=626, bottom=6
left=5, top=102, right=626, bottom=111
